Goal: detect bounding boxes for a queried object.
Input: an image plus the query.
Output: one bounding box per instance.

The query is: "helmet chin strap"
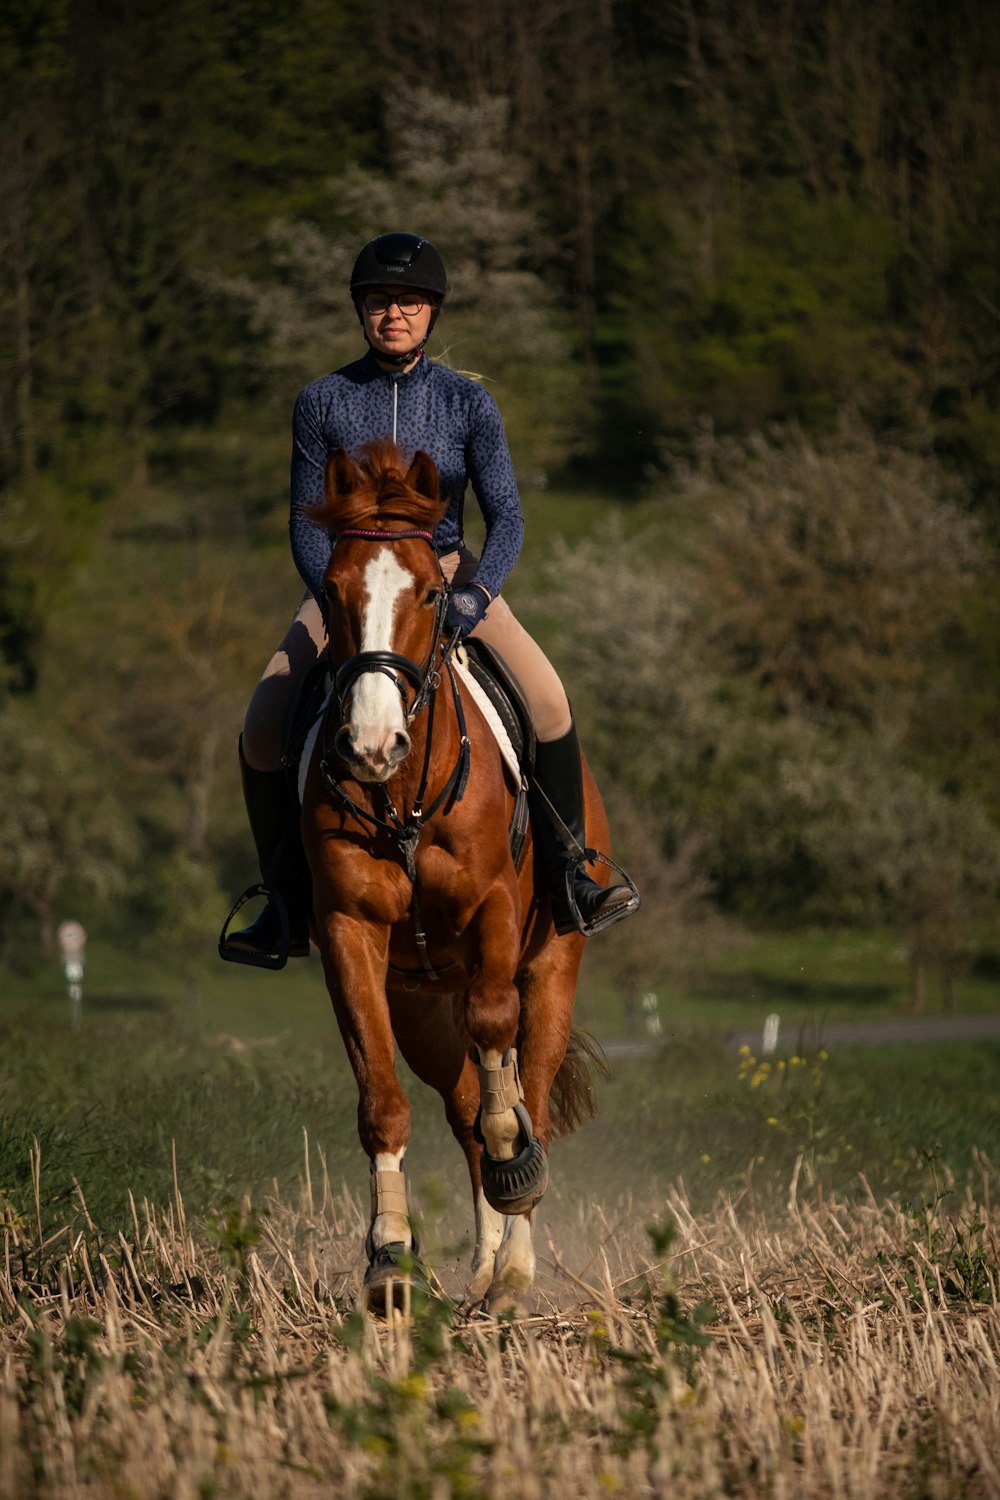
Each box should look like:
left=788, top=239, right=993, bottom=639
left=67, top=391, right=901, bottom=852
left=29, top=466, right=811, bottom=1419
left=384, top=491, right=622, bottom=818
left=358, top=305, right=441, bottom=367
left=364, top=331, right=429, bottom=367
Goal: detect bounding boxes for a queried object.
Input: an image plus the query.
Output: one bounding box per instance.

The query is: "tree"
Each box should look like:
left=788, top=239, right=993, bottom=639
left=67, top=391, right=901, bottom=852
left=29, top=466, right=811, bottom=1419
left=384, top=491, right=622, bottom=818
left=687, top=421, right=984, bottom=727
left=785, top=749, right=1000, bottom=1010
left=212, top=86, right=590, bottom=478
left=0, top=702, right=138, bottom=952
left=532, top=440, right=1000, bottom=988
left=0, top=1, right=74, bottom=483
left=49, top=545, right=285, bottom=866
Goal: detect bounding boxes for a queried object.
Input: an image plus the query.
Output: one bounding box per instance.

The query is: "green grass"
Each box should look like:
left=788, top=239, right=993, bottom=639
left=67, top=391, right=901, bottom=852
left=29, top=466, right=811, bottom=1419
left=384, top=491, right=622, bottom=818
left=22, top=922, right=997, bottom=1056
left=574, top=927, right=1000, bottom=1043
left=561, top=1035, right=1000, bottom=1213
left=3, top=928, right=998, bottom=1245
left=674, top=927, right=1000, bottom=1023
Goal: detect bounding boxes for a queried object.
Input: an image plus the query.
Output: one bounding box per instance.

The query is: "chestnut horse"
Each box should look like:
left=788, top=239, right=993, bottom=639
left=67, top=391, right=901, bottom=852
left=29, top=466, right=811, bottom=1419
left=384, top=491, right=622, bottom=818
left=300, top=441, right=611, bottom=1314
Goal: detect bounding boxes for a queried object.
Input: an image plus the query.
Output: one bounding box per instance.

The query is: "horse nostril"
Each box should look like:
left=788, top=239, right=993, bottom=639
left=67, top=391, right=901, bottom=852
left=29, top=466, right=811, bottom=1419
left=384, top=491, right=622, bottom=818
left=334, top=725, right=355, bottom=760
left=392, top=731, right=411, bottom=761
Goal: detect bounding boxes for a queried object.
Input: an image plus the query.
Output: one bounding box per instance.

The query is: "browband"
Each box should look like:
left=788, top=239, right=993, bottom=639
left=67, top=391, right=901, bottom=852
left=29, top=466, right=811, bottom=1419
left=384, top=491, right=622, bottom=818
left=334, top=527, right=435, bottom=544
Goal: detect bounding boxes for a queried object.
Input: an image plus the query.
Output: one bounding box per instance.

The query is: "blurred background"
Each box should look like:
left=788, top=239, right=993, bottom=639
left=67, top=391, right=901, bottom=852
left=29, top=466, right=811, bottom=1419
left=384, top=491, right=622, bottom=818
left=2, top=0, right=999, bottom=1217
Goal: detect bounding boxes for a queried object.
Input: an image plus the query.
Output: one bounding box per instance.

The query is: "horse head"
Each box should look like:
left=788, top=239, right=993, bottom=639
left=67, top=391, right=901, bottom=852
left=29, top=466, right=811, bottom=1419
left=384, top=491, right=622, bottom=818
left=308, top=442, right=448, bottom=783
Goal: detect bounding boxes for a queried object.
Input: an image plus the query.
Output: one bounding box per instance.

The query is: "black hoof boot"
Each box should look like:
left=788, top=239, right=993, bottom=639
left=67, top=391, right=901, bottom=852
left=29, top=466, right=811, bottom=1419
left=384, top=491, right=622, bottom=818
left=362, top=1242, right=429, bottom=1319
left=480, top=1102, right=549, bottom=1216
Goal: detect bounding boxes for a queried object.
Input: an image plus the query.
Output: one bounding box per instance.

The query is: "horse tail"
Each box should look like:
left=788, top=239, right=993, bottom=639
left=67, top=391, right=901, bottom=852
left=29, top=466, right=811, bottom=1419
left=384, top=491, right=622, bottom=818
left=548, top=1028, right=612, bottom=1140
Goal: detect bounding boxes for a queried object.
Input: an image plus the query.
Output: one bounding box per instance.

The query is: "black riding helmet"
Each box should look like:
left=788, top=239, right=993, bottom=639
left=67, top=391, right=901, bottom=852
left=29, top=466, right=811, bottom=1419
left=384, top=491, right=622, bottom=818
left=350, top=233, right=447, bottom=364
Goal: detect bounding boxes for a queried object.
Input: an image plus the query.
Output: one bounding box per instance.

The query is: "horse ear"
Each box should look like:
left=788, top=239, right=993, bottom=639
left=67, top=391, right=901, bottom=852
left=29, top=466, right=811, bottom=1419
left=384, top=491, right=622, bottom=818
left=325, top=449, right=358, bottom=502
left=405, top=450, right=440, bottom=503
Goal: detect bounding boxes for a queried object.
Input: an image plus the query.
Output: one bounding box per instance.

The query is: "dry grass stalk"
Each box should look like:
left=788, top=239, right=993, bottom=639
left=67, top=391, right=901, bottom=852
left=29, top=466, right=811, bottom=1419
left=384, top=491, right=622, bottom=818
left=1, top=1156, right=998, bottom=1498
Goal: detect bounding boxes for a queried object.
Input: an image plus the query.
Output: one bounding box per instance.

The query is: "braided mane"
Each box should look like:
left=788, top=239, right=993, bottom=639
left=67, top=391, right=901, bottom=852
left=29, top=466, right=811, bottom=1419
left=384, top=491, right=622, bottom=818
left=307, top=440, right=447, bottom=535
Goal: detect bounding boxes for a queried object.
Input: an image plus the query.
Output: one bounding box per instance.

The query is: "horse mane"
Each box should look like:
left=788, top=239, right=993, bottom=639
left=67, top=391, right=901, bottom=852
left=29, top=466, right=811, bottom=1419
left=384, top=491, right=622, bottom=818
left=307, top=440, right=448, bottom=535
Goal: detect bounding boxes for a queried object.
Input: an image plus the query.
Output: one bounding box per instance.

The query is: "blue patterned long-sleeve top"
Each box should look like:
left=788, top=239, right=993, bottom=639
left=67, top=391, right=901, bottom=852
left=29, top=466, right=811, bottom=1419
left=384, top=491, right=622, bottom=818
left=290, top=351, right=524, bottom=603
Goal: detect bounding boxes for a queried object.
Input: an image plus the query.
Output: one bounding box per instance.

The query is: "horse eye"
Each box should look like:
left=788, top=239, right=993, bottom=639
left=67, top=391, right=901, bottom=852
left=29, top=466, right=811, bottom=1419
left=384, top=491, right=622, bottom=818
left=424, top=586, right=441, bottom=606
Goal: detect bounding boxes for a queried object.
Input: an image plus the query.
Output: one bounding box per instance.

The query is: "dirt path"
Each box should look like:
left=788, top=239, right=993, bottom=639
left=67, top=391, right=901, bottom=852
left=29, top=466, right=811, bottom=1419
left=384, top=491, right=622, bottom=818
left=602, top=1014, right=1000, bottom=1058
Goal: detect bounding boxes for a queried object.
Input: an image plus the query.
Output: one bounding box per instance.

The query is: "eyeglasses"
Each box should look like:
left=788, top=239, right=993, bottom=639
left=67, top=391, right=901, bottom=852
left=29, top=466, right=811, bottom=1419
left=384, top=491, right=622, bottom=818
left=362, top=291, right=429, bottom=316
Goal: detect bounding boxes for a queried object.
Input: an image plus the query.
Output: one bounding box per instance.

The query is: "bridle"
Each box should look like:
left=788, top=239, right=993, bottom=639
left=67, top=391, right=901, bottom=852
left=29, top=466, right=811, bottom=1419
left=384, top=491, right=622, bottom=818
left=327, top=527, right=451, bottom=723
left=317, top=525, right=471, bottom=981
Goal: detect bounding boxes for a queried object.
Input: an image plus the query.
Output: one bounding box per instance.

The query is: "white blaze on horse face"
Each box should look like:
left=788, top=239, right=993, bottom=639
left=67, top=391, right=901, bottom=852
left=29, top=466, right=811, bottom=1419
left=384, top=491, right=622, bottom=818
left=349, top=549, right=412, bottom=773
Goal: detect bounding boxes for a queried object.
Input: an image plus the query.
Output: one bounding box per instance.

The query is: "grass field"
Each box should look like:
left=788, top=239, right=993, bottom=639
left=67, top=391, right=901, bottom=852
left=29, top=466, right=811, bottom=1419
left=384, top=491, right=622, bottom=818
left=2, top=931, right=998, bottom=1495
left=2, top=1149, right=997, bottom=1497
left=3, top=929, right=999, bottom=1229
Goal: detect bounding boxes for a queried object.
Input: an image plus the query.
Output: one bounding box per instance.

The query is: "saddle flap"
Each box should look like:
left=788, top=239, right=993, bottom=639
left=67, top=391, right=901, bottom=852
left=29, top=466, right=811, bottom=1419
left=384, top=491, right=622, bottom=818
left=282, top=659, right=334, bottom=805
left=460, top=638, right=536, bottom=780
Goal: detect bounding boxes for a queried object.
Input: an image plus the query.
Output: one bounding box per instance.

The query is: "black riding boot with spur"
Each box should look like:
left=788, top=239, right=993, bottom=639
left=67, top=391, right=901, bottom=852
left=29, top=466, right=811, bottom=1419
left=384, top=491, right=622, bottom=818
left=223, top=737, right=312, bottom=962
left=529, top=720, right=639, bottom=936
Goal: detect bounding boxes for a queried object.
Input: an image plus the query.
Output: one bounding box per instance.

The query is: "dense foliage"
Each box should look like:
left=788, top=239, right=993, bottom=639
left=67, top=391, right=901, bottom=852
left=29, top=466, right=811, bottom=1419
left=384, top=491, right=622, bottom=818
left=1, top=0, right=998, bottom=995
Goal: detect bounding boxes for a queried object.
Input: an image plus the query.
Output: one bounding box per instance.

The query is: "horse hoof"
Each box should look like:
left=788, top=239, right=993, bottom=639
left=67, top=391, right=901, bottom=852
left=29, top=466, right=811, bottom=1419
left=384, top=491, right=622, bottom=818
left=481, top=1133, right=548, bottom=1216
left=361, top=1242, right=428, bottom=1320
left=485, top=1286, right=524, bottom=1318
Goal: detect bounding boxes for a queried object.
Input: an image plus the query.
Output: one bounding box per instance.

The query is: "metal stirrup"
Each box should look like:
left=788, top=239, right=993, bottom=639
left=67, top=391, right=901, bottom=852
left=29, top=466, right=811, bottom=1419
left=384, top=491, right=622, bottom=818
left=564, top=851, right=641, bottom=937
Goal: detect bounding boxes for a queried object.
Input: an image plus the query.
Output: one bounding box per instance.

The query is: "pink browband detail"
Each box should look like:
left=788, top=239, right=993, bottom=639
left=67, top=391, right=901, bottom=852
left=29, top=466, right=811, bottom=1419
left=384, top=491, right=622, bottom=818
left=335, top=527, right=434, bottom=543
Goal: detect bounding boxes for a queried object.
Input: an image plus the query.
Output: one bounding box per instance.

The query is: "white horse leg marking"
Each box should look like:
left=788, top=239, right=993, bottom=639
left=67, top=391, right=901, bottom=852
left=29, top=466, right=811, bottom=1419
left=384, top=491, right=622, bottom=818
left=466, top=1189, right=505, bottom=1302
left=476, top=1047, right=522, bottom=1162
left=369, top=1149, right=412, bottom=1253
left=348, top=550, right=412, bottom=770
left=488, top=1213, right=535, bottom=1306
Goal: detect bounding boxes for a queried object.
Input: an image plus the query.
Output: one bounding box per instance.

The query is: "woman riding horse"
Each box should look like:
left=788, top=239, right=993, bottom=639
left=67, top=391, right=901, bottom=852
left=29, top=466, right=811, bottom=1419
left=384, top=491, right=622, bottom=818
left=227, top=231, right=637, bottom=959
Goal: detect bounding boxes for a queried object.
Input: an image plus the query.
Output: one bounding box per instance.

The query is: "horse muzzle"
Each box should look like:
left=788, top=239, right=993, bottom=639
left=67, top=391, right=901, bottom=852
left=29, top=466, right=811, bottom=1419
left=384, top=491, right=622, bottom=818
left=333, top=724, right=411, bottom=782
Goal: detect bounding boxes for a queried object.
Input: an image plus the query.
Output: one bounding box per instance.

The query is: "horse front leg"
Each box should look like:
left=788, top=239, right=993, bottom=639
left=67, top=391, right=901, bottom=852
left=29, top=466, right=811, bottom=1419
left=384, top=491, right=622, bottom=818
left=461, top=885, right=549, bottom=1223
left=479, top=938, right=589, bottom=1314
left=388, top=991, right=501, bottom=1305
left=316, top=910, right=420, bottom=1312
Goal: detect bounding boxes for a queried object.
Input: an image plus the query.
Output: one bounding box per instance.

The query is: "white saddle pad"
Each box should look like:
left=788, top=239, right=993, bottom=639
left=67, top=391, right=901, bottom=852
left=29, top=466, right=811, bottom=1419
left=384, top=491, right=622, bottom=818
left=453, top=658, right=521, bottom=782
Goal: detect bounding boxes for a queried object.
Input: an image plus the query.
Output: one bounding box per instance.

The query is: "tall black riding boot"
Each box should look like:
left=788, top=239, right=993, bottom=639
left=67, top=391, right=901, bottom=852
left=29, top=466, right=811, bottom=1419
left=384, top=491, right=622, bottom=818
left=225, top=737, right=312, bottom=959
left=529, top=721, right=639, bottom=936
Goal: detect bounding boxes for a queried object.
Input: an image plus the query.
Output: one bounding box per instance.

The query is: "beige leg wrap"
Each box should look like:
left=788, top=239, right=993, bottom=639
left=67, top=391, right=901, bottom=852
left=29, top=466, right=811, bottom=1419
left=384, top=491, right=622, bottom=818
left=475, top=1045, right=547, bottom=1207
left=369, top=1169, right=409, bottom=1220
left=477, top=1048, right=523, bottom=1116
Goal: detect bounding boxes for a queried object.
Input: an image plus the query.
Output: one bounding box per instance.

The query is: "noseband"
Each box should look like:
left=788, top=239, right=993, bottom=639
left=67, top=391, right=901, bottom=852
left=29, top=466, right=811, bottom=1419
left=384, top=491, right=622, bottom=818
left=327, top=527, right=449, bottom=722
left=318, top=524, right=472, bottom=983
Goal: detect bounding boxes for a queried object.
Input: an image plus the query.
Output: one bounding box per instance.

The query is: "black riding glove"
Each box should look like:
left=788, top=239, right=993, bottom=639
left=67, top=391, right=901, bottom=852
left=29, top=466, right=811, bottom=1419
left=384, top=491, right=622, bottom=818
left=445, top=583, right=490, bottom=638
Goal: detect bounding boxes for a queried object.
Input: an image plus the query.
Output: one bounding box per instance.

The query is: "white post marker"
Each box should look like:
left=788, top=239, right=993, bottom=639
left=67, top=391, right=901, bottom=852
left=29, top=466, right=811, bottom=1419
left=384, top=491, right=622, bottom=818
left=642, top=991, right=662, bottom=1037
left=762, top=1012, right=780, bottom=1056
left=57, top=920, right=87, bottom=1026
